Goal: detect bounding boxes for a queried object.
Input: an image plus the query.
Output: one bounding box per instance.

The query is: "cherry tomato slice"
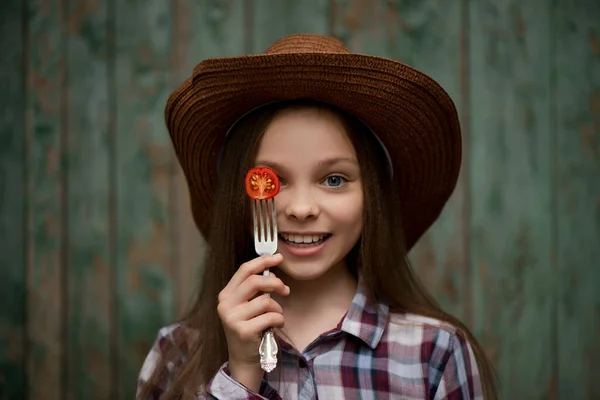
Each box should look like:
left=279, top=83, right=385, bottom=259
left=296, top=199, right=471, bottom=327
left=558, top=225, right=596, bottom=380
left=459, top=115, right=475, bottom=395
left=244, top=167, right=280, bottom=200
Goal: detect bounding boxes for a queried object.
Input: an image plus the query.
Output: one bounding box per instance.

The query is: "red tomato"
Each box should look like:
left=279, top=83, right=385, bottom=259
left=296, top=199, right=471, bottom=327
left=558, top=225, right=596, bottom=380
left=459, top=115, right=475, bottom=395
left=244, top=167, right=280, bottom=200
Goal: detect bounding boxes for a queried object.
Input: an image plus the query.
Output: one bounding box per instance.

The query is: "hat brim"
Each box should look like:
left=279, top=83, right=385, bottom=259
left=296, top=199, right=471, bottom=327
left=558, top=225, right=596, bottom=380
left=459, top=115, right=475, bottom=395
left=165, top=52, right=461, bottom=250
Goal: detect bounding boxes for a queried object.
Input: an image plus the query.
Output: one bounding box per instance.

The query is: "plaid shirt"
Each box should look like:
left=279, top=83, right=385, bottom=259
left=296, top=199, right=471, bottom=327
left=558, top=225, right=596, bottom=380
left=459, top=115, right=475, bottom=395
left=137, top=282, right=482, bottom=399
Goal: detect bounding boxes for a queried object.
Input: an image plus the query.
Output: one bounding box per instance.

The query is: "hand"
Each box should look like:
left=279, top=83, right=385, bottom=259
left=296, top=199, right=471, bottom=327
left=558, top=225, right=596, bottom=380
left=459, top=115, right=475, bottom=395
left=217, top=254, right=289, bottom=389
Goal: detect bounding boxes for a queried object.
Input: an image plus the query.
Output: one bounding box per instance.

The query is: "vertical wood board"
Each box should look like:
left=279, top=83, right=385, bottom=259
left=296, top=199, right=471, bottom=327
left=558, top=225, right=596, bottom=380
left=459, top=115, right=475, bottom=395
left=555, top=0, right=600, bottom=398
left=114, top=1, right=176, bottom=398
left=0, top=0, right=27, bottom=398
left=26, top=1, right=66, bottom=398
left=65, top=0, right=112, bottom=398
left=252, top=0, right=330, bottom=53
left=169, top=0, right=247, bottom=319
left=468, top=0, right=554, bottom=397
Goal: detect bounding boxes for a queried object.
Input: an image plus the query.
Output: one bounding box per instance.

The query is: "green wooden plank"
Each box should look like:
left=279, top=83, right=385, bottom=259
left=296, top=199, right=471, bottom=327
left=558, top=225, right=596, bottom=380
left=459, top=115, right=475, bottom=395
left=114, top=1, right=176, bottom=398
left=331, top=0, right=469, bottom=322
left=469, top=0, right=553, bottom=398
left=554, top=0, right=600, bottom=398
left=0, top=1, right=27, bottom=398
left=26, top=0, right=66, bottom=398
left=170, top=0, right=246, bottom=318
left=173, top=0, right=249, bottom=63
left=252, top=0, right=329, bottom=52
left=65, top=1, right=112, bottom=399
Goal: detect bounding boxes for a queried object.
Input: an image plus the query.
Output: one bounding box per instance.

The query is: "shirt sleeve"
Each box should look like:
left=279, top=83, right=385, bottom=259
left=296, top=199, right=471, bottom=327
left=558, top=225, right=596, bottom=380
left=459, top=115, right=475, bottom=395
left=136, top=326, right=178, bottom=399
left=206, top=363, right=282, bottom=400
left=136, top=325, right=282, bottom=400
left=429, top=329, right=484, bottom=400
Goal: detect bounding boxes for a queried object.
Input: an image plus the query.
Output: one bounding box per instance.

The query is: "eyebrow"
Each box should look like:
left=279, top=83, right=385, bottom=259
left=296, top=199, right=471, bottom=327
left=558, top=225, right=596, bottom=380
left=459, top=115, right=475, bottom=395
left=256, top=157, right=358, bottom=171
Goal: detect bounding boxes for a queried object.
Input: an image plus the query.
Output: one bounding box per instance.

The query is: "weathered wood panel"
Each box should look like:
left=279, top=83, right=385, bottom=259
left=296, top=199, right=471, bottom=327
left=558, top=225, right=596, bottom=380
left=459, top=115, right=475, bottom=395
left=26, top=0, right=66, bottom=398
left=114, top=1, right=177, bottom=398
left=555, top=0, right=600, bottom=398
left=468, top=0, right=554, bottom=398
left=331, top=0, right=470, bottom=324
left=0, top=1, right=27, bottom=398
left=170, top=0, right=247, bottom=319
left=252, top=0, right=329, bottom=52
left=65, top=1, right=112, bottom=399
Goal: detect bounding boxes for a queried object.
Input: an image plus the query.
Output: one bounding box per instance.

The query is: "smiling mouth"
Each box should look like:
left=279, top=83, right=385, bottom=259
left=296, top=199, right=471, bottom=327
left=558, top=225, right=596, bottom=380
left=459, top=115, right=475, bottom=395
left=279, top=233, right=332, bottom=247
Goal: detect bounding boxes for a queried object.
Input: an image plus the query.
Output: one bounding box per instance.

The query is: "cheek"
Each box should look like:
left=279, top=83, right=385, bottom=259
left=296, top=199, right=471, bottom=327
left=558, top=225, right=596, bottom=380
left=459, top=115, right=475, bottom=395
left=328, top=195, right=364, bottom=228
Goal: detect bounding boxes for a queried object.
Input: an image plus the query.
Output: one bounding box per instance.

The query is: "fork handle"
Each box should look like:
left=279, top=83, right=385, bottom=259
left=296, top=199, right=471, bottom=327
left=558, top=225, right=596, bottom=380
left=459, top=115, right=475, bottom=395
left=259, top=267, right=277, bottom=372
left=259, top=328, right=277, bottom=373
left=262, top=268, right=272, bottom=297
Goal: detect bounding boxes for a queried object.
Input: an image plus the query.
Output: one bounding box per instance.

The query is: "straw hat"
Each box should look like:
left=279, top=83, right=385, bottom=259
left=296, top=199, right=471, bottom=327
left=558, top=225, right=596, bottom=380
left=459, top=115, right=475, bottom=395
left=165, top=34, right=461, bottom=250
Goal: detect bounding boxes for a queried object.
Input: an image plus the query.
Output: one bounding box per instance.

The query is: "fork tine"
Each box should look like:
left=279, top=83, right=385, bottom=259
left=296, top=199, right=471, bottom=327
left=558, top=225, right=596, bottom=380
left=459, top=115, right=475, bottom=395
left=252, top=200, right=258, bottom=240
left=262, top=200, right=267, bottom=242
left=260, top=200, right=271, bottom=242
left=259, top=200, right=265, bottom=242
left=270, top=198, right=277, bottom=239
left=263, top=200, right=270, bottom=242
left=265, top=199, right=272, bottom=242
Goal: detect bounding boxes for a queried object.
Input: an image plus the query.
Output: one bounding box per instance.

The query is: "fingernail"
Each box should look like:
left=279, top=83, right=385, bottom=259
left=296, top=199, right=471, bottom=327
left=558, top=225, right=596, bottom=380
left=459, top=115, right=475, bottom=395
left=273, top=253, right=283, bottom=259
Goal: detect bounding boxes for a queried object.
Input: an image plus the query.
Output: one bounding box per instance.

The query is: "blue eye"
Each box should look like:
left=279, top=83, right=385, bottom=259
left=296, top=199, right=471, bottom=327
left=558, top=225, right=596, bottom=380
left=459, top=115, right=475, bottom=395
left=323, top=175, right=347, bottom=188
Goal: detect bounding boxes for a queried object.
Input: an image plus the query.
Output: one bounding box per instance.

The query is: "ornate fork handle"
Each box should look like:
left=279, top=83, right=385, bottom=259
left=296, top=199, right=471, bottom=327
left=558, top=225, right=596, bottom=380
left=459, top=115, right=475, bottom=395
left=259, top=328, right=278, bottom=372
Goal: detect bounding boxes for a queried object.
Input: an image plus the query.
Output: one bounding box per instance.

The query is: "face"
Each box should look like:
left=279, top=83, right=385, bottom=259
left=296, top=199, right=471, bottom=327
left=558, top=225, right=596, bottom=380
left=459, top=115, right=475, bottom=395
left=254, top=107, right=364, bottom=281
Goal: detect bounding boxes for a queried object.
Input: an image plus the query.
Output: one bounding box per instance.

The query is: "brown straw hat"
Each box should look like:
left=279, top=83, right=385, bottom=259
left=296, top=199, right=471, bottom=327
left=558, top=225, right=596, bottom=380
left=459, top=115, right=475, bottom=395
left=165, top=34, right=461, bottom=250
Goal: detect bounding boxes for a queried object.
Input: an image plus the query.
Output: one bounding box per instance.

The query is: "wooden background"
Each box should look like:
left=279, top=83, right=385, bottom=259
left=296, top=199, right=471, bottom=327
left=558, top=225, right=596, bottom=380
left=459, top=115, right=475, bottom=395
left=0, top=0, right=598, bottom=399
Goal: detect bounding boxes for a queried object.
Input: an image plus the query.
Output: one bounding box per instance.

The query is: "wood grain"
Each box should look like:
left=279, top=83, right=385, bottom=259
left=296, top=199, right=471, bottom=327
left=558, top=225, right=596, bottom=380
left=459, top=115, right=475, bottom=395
left=65, top=0, right=112, bottom=398
left=170, top=0, right=247, bottom=319
left=252, top=0, right=330, bottom=52
left=331, top=0, right=469, bottom=323
left=25, top=0, right=66, bottom=398
left=554, top=0, right=600, bottom=398
left=0, top=0, right=27, bottom=398
left=114, top=1, right=177, bottom=398
left=468, top=0, right=554, bottom=397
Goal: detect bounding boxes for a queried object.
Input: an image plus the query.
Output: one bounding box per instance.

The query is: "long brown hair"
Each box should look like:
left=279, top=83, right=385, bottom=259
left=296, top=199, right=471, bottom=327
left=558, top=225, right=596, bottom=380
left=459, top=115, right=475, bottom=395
left=138, top=100, right=498, bottom=399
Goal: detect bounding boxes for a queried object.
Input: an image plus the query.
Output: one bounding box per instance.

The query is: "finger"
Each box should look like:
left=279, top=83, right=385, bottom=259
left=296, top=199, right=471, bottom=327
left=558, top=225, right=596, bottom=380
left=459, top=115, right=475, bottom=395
left=229, top=254, right=282, bottom=290
left=230, top=274, right=289, bottom=304
left=233, top=294, right=284, bottom=321
left=249, top=272, right=277, bottom=301
left=246, top=312, right=285, bottom=334
left=218, top=292, right=282, bottom=326
left=219, top=254, right=283, bottom=300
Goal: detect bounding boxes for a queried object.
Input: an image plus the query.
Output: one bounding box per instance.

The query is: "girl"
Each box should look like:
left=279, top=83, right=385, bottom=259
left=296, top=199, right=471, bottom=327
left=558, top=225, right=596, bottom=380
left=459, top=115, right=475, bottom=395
left=137, top=34, right=498, bottom=399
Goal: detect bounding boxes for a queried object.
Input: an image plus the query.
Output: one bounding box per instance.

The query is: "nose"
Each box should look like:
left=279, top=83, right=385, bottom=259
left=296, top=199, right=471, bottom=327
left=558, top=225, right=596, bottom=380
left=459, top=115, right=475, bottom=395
left=284, top=189, right=320, bottom=220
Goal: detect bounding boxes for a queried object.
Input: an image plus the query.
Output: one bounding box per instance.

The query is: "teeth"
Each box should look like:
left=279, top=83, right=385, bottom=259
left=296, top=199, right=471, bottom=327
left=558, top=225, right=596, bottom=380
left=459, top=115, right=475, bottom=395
left=281, top=233, right=327, bottom=244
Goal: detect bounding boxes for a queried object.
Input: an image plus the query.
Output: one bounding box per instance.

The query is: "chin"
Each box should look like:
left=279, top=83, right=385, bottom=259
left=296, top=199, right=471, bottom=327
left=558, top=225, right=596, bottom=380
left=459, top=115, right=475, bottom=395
left=275, top=260, right=334, bottom=281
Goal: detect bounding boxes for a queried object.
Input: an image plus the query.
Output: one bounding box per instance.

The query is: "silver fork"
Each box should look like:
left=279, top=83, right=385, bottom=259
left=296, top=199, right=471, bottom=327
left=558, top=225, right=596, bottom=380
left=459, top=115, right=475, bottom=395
left=252, top=198, right=279, bottom=373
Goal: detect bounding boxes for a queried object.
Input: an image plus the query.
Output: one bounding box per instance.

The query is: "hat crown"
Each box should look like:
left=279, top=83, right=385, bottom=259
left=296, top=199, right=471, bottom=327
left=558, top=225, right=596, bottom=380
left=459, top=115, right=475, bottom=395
left=264, top=34, right=350, bottom=55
